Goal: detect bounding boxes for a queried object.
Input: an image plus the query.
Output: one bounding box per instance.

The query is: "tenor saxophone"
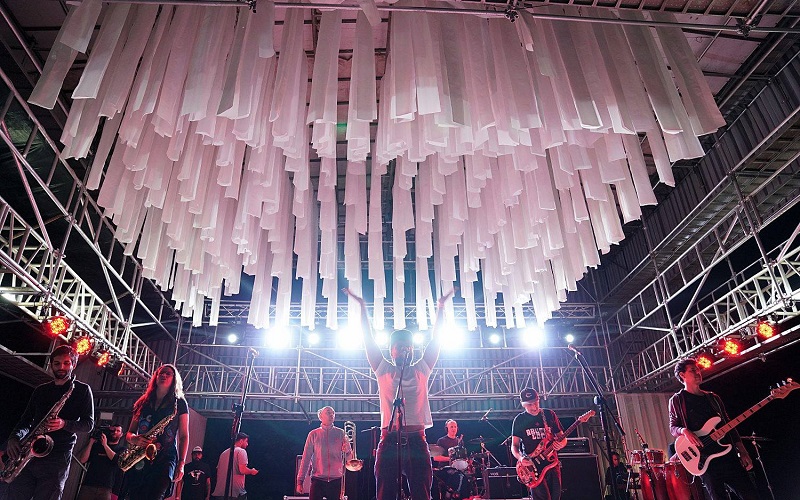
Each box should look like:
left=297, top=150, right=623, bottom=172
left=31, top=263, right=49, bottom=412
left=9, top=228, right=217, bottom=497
left=118, top=399, right=178, bottom=472
left=1, top=380, right=74, bottom=483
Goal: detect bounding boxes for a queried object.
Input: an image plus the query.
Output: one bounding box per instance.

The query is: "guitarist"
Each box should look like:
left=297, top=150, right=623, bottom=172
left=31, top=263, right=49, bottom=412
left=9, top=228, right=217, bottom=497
left=668, top=358, right=759, bottom=500
left=510, top=388, right=566, bottom=500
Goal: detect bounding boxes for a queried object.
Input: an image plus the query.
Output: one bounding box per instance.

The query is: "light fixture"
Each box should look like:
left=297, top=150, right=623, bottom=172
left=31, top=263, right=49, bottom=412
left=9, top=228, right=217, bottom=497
left=307, top=332, right=321, bottom=346
left=71, top=334, right=95, bottom=356
left=337, top=325, right=363, bottom=350
left=374, top=330, right=390, bottom=347
left=696, top=353, right=714, bottom=370
left=755, top=319, right=778, bottom=340
left=44, top=315, right=72, bottom=337
left=227, top=333, right=239, bottom=344
left=522, top=326, right=545, bottom=347
left=488, top=333, right=501, bottom=345
left=721, top=338, right=742, bottom=357
left=95, top=349, right=113, bottom=367
left=266, top=326, right=293, bottom=349
left=440, top=324, right=465, bottom=348
left=412, top=332, right=425, bottom=345
left=564, top=333, right=575, bottom=344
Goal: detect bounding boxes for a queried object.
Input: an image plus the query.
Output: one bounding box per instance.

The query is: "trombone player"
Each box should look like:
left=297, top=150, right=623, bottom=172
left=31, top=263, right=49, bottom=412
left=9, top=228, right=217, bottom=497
left=296, top=406, right=355, bottom=500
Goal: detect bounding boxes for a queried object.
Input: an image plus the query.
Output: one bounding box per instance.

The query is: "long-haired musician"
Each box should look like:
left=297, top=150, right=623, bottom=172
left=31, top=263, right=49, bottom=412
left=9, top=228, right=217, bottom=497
left=4, top=344, right=94, bottom=500
left=124, top=364, right=189, bottom=500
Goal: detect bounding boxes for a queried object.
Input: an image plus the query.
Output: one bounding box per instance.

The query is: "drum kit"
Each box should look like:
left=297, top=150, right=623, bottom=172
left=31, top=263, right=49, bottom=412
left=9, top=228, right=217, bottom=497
left=430, top=437, right=496, bottom=499
left=627, top=449, right=704, bottom=500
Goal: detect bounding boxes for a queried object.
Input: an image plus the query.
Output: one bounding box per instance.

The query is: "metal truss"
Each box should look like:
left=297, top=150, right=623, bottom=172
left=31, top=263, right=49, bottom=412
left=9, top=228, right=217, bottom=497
left=0, top=67, right=181, bottom=385
left=206, top=301, right=598, bottom=326
left=611, top=238, right=800, bottom=392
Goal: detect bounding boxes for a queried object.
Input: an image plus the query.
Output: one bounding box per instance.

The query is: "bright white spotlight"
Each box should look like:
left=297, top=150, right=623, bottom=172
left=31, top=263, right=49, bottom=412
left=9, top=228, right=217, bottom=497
left=227, top=333, right=238, bottom=344
left=337, top=325, right=363, bottom=350
left=488, top=333, right=501, bottom=345
left=374, top=330, right=390, bottom=347
left=266, top=326, right=293, bottom=349
left=412, top=332, right=425, bottom=345
left=440, top=324, right=465, bottom=348
left=307, top=332, right=321, bottom=346
left=522, top=326, right=545, bottom=347
left=564, top=334, right=575, bottom=344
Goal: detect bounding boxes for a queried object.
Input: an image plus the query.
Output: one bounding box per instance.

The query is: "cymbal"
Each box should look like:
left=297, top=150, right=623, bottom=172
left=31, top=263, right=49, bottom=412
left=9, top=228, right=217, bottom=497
left=429, top=444, right=446, bottom=457
left=467, top=436, right=496, bottom=444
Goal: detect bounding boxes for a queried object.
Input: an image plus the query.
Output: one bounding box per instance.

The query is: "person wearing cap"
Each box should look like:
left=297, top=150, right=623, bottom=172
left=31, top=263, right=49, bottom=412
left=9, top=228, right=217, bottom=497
left=296, top=406, right=352, bottom=500
left=345, top=288, right=455, bottom=500
left=511, top=388, right=567, bottom=500
left=177, top=446, right=212, bottom=500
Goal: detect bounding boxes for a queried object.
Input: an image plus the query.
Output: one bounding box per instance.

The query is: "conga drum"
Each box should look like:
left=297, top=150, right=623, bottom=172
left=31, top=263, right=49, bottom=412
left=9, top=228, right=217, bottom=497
left=664, top=462, right=704, bottom=500
left=639, top=465, right=669, bottom=500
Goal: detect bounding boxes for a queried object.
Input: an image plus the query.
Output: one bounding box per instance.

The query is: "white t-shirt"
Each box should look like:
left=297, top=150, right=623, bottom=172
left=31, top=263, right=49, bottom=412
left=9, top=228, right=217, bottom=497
left=375, top=358, right=433, bottom=429
left=211, top=446, right=248, bottom=497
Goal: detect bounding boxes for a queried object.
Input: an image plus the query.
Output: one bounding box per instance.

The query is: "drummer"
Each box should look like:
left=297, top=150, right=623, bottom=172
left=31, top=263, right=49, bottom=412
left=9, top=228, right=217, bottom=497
left=433, top=419, right=462, bottom=469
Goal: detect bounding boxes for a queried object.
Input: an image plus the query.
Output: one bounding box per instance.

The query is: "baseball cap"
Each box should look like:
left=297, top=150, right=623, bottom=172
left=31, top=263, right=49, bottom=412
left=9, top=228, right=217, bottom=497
left=192, top=446, right=203, bottom=452
left=520, top=388, right=539, bottom=402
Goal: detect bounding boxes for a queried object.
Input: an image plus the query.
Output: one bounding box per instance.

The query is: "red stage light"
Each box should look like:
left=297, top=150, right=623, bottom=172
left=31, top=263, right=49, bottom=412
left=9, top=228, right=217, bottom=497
left=696, top=354, right=714, bottom=369
left=96, top=351, right=112, bottom=367
left=44, top=315, right=72, bottom=337
left=755, top=320, right=778, bottom=339
left=72, top=335, right=95, bottom=356
left=722, top=338, right=742, bottom=356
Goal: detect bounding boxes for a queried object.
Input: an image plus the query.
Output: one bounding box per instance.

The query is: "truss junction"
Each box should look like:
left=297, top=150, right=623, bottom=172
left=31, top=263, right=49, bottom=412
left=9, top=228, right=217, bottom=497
left=0, top=2, right=799, bottom=425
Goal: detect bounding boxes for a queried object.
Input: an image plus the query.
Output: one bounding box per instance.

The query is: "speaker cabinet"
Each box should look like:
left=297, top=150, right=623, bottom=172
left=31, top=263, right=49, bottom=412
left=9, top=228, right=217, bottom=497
left=560, top=455, right=603, bottom=500
left=483, top=467, right=528, bottom=499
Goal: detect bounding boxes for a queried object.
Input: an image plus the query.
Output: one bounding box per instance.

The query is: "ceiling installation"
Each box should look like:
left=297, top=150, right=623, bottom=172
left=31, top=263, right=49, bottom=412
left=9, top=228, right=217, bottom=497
left=24, top=0, right=746, bottom=332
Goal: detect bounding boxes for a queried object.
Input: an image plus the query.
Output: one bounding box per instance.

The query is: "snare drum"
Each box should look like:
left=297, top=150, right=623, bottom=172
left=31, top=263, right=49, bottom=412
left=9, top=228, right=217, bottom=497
left=448, top=446, right=470, bottom=471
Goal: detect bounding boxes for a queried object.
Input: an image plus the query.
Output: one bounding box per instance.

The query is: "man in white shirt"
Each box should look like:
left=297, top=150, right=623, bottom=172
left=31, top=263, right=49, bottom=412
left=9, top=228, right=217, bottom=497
left=346, top=288, right=454, bottom=500
left=211, top=433, right=258, bottom=500
left=296, top=406, right=352, bottom=500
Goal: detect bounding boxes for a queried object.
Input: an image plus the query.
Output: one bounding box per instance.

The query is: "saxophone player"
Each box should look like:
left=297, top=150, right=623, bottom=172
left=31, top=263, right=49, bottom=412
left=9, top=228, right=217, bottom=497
left=124, top=364, right=189, bottom=500
left=4, top=344, right=94, bottom=500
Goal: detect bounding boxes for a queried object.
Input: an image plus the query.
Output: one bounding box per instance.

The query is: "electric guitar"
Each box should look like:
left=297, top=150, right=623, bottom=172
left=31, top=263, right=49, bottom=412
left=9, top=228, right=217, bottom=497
left=516, top=409, right=595, bottom=488
left=675, top=378, right=798, bottom=476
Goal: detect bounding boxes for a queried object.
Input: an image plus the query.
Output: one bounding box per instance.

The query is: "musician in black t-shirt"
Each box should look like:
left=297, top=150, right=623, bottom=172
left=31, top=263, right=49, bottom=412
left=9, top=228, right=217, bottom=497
left=124, top=364, right=190, bottom=500
left=178, top=446, right=212, bottom=500
left=511, top=388, right=566, bottom=500
left=4, top=345, right=94, bottom=500
left=433, top=420, right=461, bottom=469
left=668, top=358, right=758, bottom=500
left=77, top=424, right=126, bottom=500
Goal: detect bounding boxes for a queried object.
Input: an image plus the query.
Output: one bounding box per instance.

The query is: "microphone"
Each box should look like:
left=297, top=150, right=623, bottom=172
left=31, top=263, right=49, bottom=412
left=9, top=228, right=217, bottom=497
left=634, top=428, right=648, bottom=450
left=249, top=348, right=260, bottom=358
left=567, top=344, right=579, bottom=355
left=480, top=408, right=493, bottom=421
left=401, top=346, right=412, bottom=365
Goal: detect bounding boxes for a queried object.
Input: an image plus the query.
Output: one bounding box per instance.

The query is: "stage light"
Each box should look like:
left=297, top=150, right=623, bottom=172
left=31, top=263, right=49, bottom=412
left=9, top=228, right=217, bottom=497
left=307, top=332, right=321, bottom=346
left=71, top=335, right=95, bottom=356
left=488, top=333, right=501, bottom=345
left=227, top=333, right=239, bottom=344
left=564, top=334, right=575, bottom=343
left=266, top=326, right=293, bottom=349
left=95, top=350, right=112, bottom=367
left=374, top=330, right=390, bottom=347
left=696, top=353, right=714, bottom=370
left=522, top=326, right=545, bottom=347
left=412, top=332, right=425, bottom=345
left=440, top=323, right=465, bottom=347
left=722, top=338, right=742, bottom=356
left=44, top=315, right=72, bottom=337
left=337, top=325, right=363, bottom=350
left=755, top=319, right=778, bottom=340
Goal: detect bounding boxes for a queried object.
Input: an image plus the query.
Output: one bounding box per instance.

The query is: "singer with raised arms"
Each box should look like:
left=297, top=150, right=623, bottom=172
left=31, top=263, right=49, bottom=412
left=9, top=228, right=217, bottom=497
left=345, top=288, right=455, bottom=500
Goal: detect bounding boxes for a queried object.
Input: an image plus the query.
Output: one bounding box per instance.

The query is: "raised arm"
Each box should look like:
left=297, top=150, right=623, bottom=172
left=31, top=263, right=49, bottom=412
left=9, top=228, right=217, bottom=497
left=344, top=289, right=383, bottom=371
left=422, top=289, right=455, bottom=368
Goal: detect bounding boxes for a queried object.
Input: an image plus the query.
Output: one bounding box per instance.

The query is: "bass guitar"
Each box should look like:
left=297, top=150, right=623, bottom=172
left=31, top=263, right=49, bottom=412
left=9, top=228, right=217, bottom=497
left=675, top=378, right=797, bottom=476
left=516, top=409, right=595, bottom=488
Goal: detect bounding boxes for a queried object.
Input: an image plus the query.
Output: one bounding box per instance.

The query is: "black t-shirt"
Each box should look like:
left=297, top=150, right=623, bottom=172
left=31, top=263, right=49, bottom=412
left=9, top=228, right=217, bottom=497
left=511, top=409, right=563, bottom=456
left=11, top=379, right=94, bottom=454
left=84, top=440, right=127, bottom=488
left=434, top=436, right=460, bottom=468
left=682, top=392, right=723, bottom=435
left=605, top=464, right=629, bottom=490
left=182, top=460, right=212, bottom=500
left=134, top=396, right=189, bottom=463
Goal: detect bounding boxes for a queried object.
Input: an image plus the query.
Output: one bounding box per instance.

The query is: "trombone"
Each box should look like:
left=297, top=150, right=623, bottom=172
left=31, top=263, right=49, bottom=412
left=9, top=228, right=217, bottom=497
left=342, top=421, right=363, bottom=500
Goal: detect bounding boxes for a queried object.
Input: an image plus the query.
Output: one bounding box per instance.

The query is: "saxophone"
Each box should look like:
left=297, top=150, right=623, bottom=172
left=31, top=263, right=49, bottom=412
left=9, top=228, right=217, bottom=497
left=118, top=399, right=178, bottom=472
left=1, top=380, right=74, bottom=483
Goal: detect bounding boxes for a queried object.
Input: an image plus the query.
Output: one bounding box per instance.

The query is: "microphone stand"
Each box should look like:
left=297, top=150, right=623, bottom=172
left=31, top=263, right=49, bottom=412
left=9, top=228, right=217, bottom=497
left=224, top=348, right=258, bottom=500
left=481, top=416, right=510, bottom=466
left=569, top=346, right=626, bottom=500
left=634, top=430, right=658, bottom=500
left=750, top=434, right=776, bottom=500
left=388, top=351, right=410, bottom=500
